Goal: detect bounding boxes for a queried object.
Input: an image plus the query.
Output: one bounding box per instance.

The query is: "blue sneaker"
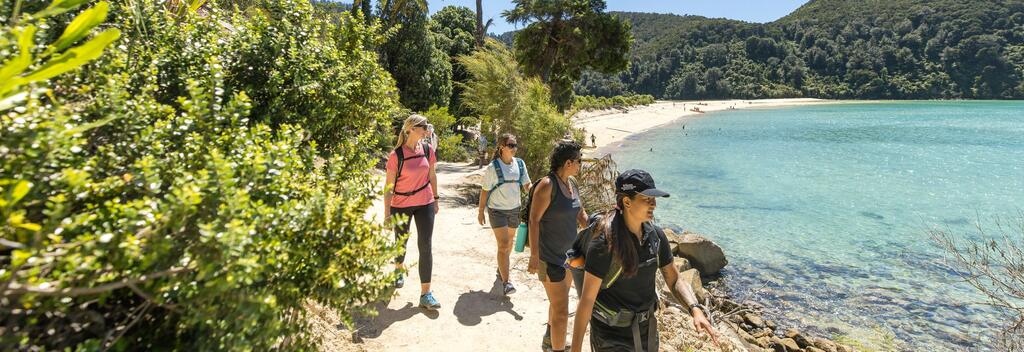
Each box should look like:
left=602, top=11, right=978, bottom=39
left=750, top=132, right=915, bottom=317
left=419, top=292, right=441, bottom=310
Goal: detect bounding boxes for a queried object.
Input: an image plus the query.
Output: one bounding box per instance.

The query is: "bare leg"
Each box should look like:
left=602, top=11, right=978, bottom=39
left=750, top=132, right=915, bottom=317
left=491, top=226, right=514, bottom=282
left=542, top=269, right=573, bottom=350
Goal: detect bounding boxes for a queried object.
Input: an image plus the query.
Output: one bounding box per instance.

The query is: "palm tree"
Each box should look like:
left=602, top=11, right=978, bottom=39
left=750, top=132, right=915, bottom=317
left=475, top=0, right=483, bottom=47
left=381, top=0, right=428, bottom=28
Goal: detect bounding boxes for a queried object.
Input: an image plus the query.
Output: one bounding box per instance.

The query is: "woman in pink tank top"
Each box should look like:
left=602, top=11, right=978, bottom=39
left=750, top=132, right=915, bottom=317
left=384, top=114, right=441, bottom=310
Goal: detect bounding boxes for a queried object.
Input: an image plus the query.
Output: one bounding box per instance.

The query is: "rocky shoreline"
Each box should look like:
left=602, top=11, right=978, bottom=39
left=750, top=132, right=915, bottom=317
left=659, top=229, right=855, bottom=352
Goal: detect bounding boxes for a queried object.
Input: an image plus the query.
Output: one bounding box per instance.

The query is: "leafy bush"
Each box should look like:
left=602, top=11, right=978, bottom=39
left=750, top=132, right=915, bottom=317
left=572, top=94, right=655, bottom=113
left=1, top=0, right=400, bottom=350
left=459, top=39, right=570, bottom=178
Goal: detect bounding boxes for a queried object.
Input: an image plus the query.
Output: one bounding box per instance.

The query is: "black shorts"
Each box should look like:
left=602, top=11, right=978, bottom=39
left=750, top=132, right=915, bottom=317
left=537, top=261, right=567, bottom=283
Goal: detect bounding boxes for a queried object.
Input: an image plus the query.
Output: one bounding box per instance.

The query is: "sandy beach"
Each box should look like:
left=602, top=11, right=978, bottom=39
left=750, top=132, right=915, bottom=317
left=311, top=99, right=836, bottom=352
left=577, top=98, right=832, bottom=155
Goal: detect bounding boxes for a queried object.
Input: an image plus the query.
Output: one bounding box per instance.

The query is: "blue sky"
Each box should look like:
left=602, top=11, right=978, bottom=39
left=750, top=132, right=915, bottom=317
left=427, top=0, right=810, bottom=34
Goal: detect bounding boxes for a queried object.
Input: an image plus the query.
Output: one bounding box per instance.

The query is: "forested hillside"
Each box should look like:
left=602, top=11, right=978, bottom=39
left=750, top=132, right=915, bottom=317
left=571, top=0, right=1024, bottom=99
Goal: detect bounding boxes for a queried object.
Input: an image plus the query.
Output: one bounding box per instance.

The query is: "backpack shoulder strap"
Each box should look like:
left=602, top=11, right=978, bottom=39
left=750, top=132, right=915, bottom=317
left=516, top=158, right=526, bottom=185
left=394, top=147, right=405, bottom=189
left=492, top=159, right=505, bottom=184
left=603, top=259, right=623, bottom=290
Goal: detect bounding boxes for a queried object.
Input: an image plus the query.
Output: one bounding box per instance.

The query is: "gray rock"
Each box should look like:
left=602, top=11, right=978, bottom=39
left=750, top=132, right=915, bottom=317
left=768, top=336, right=786, bottom=352
left=744, top=312, right=766, bottom=329
left=784, top=328, right=811, bottom=348
left=779, top=338, right=801, bottom=351
left=806, top=347, right=826, bottom=352
left=836, top=344, right=853, bottom=352
left=674, top=256, right=692, bottom=272
left=811, top=337, right=838, bottom=352
left=678, top=268, right=708, bottom=303
left=670, top=231, right=728, bottom=275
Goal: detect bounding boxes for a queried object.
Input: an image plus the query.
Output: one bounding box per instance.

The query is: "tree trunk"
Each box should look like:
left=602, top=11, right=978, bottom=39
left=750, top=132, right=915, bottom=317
left=539, top=12, right=563, bottom=84
left=475, top=0, right=484, bottom=47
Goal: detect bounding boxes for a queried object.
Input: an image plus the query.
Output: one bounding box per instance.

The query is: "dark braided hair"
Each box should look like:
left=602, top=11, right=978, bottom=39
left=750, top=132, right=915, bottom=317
left=548, top=140, right=582, bottom=175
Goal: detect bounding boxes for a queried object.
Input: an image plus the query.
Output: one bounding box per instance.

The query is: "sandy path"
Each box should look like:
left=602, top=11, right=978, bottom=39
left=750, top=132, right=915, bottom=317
left=312, top=161, right=585, bottom=352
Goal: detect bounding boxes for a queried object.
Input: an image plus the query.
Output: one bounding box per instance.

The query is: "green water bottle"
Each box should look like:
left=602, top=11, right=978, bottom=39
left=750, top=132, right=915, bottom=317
left=514, top=223, right=528, bottom=252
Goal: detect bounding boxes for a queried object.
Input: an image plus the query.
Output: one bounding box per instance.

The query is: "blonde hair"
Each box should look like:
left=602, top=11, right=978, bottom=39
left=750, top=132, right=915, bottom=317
left=395, top=114, right=429, bottom=149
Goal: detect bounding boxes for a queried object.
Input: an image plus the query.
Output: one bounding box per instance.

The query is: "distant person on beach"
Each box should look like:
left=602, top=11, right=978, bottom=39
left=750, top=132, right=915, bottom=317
left=528, top=141, right=589, bottom=352
left=478, top=133, right=531, bottom=296
left=591, top=134, right=597, bottom=148
left=384, top=114, right=441, bottom=310
left=569, top=170, right=719, bottom=352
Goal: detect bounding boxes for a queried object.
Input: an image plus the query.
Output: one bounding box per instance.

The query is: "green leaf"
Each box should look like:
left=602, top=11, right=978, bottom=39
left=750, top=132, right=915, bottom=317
left=48, top=2, right=110, bottom=55
left=32, top=0, right=93, bottom=19
left=32, top=0, right=94, bottom=18
left=22, top=29, right=121, bottom=83
left=9, top=180, right=31, bottom=205
left=189, top=0, right=208, bottom=13
left=0, top=26, right=37, bottom=99
left=60, top=114, right=119, bottom=137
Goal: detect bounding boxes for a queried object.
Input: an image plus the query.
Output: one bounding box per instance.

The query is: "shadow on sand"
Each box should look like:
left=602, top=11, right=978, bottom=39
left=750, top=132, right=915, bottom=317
left=452, top=278, right=524, bottom=326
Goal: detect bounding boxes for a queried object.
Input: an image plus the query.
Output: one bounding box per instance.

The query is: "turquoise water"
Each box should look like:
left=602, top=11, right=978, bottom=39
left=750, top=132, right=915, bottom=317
left=610, top=101, right=1024, bottom=351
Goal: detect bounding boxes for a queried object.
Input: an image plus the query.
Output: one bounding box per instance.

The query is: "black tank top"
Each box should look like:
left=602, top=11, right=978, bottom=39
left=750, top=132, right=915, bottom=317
left=539, top=175, right=582, bottom=265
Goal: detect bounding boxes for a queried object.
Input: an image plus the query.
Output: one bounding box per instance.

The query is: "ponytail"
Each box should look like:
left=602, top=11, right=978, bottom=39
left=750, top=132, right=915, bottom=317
left=395, top=114, right=429, bottom=149
left=594, top=193, right=640, bottom=278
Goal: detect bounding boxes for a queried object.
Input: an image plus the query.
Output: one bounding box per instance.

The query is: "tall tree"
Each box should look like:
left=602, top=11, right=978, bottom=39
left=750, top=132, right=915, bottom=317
left=502, top=0, right=632, bottom=112
left=380, top=0, right=454, bottom=111
left=431, top=6, right=477, bottom=117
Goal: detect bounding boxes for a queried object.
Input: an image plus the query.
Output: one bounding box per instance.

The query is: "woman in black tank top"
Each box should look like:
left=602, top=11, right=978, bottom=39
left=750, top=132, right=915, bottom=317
left=527, top=141, right=589, bottom=352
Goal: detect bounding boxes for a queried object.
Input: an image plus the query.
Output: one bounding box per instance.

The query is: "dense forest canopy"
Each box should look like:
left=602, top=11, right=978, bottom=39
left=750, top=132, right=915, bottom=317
left=568, top=0, right=1024, bottom=100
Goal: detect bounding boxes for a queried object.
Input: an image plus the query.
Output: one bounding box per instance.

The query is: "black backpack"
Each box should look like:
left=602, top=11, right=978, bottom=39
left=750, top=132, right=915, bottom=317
left=393, top=143, right=433, bottom=197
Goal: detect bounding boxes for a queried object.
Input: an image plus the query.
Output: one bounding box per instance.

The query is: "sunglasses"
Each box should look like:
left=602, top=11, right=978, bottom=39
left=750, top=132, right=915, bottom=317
left=414, top=123, right=428, bottom=129
left=505, top=143, right=518, bottom=148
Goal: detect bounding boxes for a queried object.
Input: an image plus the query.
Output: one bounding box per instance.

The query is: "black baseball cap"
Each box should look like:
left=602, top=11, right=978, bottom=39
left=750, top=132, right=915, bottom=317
left=615, top=169, right=670, bottom=197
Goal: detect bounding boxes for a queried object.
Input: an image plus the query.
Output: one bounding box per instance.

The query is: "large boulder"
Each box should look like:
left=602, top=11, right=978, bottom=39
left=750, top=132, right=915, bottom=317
left=666, top=229, right=728, bottom=275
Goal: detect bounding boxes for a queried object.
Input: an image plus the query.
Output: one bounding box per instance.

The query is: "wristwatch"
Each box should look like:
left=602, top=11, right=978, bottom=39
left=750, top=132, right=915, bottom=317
left=689, top=303, right=708, bottom=315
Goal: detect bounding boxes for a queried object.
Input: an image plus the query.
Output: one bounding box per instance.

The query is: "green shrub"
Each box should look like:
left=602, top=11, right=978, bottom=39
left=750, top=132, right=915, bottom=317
left=1, top=0, right=400, bottom=350
left=459, top=39, right=570, bottom=177
left=571, top=94, right=656, bottom=114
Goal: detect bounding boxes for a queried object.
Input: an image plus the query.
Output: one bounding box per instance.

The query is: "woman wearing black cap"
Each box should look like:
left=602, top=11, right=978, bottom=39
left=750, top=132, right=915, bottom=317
left=528, top=140, right=589, bottom=352
left=569, top=169, right=719, bottom=352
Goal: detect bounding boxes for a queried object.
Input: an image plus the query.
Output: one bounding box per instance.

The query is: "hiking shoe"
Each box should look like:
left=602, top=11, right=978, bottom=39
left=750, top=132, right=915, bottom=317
left=419, top=292, right=441, bottom=310
left=542, top=324, right=551, bottom=350
left=503, top=282, right=516, bottom=295
left=395, top=275, right=404, bottom=289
